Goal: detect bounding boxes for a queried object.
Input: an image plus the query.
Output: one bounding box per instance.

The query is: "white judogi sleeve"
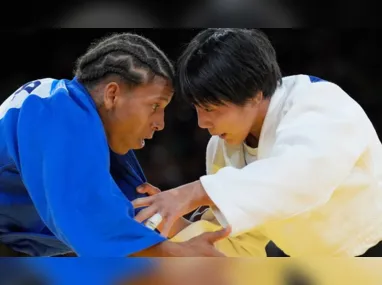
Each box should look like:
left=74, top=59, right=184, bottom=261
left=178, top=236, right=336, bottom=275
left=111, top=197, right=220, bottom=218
left=200, top=81, right=371, bottom=236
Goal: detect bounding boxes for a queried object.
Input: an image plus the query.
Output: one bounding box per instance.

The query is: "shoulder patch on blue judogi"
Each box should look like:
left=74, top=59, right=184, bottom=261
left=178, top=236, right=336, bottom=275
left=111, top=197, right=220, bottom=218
left=308, top=75, right=326, bottom=83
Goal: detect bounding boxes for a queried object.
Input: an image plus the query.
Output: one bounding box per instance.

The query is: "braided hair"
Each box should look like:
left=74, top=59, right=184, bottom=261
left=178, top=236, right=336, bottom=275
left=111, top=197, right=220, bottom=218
left=75, top=32, right=174, bottom=89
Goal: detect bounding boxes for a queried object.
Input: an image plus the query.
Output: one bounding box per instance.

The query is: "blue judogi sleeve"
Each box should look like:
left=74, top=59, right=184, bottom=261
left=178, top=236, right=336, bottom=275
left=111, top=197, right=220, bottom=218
left=5, top=79, right=166, bottom=256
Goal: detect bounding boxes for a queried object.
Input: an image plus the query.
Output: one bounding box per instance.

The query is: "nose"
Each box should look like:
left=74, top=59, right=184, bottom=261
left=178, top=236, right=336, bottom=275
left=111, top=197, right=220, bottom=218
left=197, top=110, right=213, bottom=130
left=152, top=111, right=165, bottom=131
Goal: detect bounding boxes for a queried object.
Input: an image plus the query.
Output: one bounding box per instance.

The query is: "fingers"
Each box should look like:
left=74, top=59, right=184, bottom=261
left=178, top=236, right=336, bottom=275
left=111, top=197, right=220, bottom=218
left=160, top=215, right=177, bottom=237
left=132, top=196, right=155, bottom=209
left=135, top=206, right=159, bottom=223
left=145, top=213, right=164, bottom=231
left=137, top=183, right=161, bottom=195
left=211, top=248, right=226, bottom=257
left=201, top=226, right=232, bottom=244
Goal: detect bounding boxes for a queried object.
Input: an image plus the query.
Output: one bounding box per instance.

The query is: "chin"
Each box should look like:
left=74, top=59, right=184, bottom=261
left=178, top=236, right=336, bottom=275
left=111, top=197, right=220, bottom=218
left=130, top=139, right=146, bottom=150
left=109, top=143, right=132, bottom=155
left=223, top=137, right=243, bottom=146
left=110, top=137, right=146, bottom=154
left=132, top=144, right=145, bottom=150
left=109, top=146, right=128, bottom=155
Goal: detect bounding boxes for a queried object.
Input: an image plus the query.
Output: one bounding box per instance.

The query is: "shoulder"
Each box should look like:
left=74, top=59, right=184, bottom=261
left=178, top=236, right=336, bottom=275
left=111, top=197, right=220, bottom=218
left=8, top=77, right=100, bottom=136
left=0, top=78, right=59, bottom=119
left=275, top=75, right=371, bottom=138
left=283, top=74, right=350, bottom=99
left=281, top=74, right=361, bottom=114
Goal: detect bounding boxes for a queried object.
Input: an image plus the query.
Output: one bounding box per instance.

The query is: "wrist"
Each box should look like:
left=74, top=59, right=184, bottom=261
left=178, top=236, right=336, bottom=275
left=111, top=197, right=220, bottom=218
left=130, top=240, right=174, bottom=257
left=156, top=240, right=182, bottom=257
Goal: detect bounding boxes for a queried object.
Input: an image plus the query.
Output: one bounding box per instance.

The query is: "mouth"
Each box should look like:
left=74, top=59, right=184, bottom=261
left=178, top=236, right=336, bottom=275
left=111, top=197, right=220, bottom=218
left=144, top=132, right=155, bottom=140
left=209, top=130, right=227, bottom=139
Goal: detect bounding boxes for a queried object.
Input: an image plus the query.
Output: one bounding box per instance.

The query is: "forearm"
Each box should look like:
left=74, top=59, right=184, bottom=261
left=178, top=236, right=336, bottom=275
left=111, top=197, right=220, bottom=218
left=130, top=240, right=181, bottom=257
left=184, top=180, right=215, bottom=209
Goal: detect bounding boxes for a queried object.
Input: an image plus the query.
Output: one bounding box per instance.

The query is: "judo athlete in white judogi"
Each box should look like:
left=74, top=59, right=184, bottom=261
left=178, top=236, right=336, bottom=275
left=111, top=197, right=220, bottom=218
left=133, top=28, right=382, bottom=257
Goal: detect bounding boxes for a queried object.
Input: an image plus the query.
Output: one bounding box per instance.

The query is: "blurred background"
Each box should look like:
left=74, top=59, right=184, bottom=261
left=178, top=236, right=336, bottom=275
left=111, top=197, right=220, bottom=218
left=1, top=29, right=381, bottom=260
left=12, top=0, right=379, bottom=28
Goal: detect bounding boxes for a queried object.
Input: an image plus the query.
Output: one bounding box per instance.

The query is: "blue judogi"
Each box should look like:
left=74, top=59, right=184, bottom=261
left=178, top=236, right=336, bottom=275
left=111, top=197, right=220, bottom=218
left=0, top=77, right=166, bottom=256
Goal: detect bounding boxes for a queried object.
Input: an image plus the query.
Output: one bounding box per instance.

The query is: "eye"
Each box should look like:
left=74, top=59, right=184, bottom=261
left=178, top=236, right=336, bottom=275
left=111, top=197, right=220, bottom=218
left=194, top=104, right=215, bottom=113
left=152, top=103, right=160, bottom=112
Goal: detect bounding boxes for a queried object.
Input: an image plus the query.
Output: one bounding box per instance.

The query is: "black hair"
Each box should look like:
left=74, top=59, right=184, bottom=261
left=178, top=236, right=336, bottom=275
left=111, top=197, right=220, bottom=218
left=176, top=28, right=282, bottom=107
left=74, top=32, right=174, bottom=89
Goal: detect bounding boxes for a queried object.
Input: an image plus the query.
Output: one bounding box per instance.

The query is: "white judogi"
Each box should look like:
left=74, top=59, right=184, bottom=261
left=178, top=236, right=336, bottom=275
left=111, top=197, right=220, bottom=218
left=199, top=74, right=382, bottom=257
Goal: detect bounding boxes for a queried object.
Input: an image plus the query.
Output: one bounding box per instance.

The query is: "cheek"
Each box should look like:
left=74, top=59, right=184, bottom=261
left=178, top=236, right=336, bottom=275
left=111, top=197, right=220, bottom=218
left=115, top=99, right=146, bottom=124
left=224, top=113, right=247, bottom=131
left=116, top=101, right=149, bottom=124
left=240, top=108, right=257, bottom=126
left=225, top=110, right=254, bottom=134
left=127, top=112, right=148, bottom=131
left=110, top=109, right=138, bottom=137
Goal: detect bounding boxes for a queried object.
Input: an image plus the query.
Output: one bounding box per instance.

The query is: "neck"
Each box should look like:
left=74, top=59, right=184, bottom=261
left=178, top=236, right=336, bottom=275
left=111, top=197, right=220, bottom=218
left=247, top=98, right=271, bottom=147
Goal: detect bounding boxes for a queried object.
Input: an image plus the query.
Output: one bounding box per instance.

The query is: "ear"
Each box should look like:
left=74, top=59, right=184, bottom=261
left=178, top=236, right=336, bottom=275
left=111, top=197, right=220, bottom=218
left=103, top=81, right=120, bottom=110
left=251, top=91, right=263, bottom=107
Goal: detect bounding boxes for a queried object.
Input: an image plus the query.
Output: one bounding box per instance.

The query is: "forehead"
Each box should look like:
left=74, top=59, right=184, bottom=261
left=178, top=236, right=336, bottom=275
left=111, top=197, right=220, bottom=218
left=130, top=77, right=173, bottom=101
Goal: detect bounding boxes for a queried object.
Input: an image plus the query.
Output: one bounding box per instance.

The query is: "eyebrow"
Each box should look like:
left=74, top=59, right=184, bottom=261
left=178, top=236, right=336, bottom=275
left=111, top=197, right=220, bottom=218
left=159, top=96, right=170, bottom=102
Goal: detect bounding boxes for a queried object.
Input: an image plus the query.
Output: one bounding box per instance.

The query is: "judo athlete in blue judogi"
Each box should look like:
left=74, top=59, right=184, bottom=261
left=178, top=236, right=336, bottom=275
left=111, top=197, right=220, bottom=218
left=0, top=32, right=228, bottom=257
